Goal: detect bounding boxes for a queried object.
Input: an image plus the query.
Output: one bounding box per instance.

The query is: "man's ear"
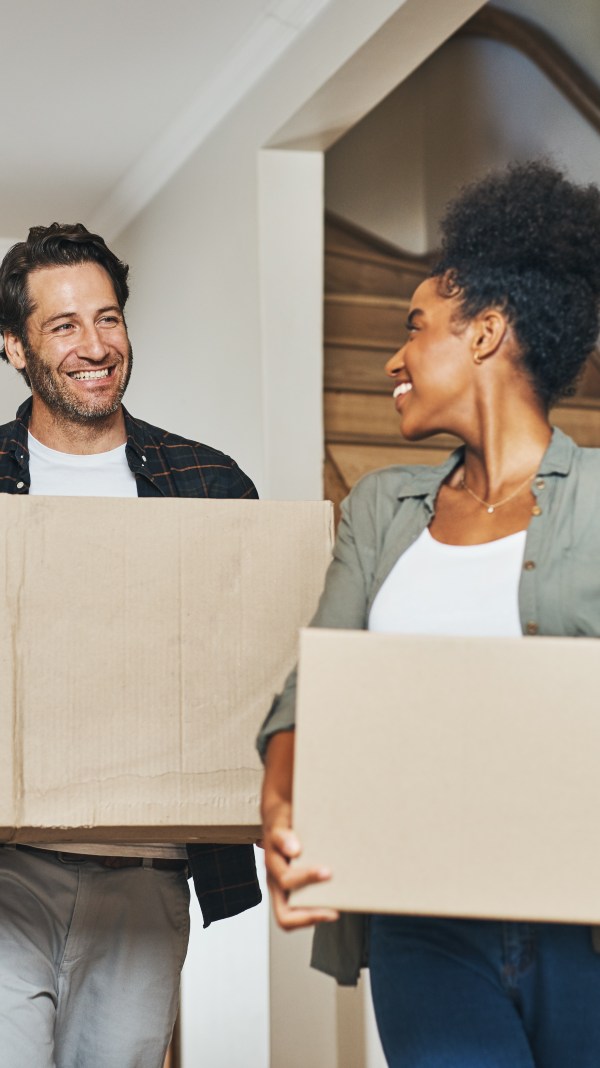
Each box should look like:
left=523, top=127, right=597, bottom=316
left=471, top=309, right=508, bottom=365
left=3, top=330, right=27, bottom=372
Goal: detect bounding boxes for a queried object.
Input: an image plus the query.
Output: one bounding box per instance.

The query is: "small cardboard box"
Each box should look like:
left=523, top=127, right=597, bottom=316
left=292, top=629, right=600, bottom=922
left=0, top=497, right=333, bottom=844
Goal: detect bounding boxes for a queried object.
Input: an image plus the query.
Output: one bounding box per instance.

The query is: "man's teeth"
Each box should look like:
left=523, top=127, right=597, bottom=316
left=70, top=368, right=110, bottom=381
left=393, top=382, right=412, bottom=398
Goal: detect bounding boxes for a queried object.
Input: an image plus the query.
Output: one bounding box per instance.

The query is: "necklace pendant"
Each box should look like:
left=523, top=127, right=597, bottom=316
left=487, top=506, right=495, bottom=514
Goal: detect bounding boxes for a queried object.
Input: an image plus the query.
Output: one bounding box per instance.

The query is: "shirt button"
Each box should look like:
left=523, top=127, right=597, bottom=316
left=536, top=479, right=545, bottom=489
left=526, top=622, right=539, bottom=635
left=531, top=505, right=542, bottom=517
left=16, top=481, right=24, bottom=490
left=523, top=560, right=536, bottom=571
left=142, top=455, right=147, bottom=462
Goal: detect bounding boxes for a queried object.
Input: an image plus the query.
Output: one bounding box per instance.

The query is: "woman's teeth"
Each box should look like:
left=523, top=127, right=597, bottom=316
left=393, top=382, right=412, bottom=399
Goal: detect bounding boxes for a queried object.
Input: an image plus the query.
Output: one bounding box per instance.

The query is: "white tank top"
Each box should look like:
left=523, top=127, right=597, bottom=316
left=369, top=527, right=527, bottom=638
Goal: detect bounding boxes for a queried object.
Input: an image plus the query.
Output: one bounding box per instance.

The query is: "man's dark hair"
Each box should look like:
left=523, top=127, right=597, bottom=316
left=0, top=222, right=130, bottom=364
left=432, top=161, right=600, bottom=408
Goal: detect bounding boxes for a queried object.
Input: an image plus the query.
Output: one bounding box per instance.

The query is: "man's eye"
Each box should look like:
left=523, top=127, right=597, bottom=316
left=53, top=323, right=73, bottom=332
left=100, top=316, right=119, bottom=326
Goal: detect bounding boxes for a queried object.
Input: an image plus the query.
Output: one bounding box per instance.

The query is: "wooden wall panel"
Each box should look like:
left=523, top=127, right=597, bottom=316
left=324, top=294, right=409, bottom=345
left=324, top=389, right=460, bottom=450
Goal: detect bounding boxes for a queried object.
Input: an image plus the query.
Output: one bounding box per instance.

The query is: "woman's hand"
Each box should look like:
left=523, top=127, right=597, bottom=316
left=262, top=732, right=340, bottom=930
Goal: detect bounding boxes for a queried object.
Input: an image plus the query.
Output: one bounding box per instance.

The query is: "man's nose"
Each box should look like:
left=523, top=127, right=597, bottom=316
left=78, top=325, right=108, bottom=360
left=385, top=345, right=405, bottom=378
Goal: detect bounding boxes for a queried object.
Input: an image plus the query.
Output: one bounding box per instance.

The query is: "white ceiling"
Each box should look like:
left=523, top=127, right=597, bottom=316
left=0, top=0, right=328, bottom=239
left=0, top=0, right=596, bottom=244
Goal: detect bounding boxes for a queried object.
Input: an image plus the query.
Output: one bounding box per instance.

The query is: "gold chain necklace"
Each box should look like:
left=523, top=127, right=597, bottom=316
left=460, top=469, right=537, bottom=514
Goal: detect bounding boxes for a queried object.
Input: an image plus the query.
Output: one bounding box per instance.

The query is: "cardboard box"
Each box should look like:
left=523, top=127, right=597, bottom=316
left=292, top=629, right=600, bottom=922
left=0, top=497, right=333, bottom=844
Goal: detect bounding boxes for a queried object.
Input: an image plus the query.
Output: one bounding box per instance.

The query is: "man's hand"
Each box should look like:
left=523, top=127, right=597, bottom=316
left=261, top=732, right=339, bottom=930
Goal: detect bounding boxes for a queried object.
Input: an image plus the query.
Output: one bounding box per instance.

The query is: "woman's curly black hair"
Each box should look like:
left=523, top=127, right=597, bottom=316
left=432, top=161, right=600, bottom=407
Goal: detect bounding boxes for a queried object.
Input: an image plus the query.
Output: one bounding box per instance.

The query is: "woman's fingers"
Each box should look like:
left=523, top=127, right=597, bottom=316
left=260, top=741, right=339, bottom=929
left=269, top=874, right=340, bottom=929
left=264, top=818, right=339, bottom=928
left=279, top=861, right=332, bottom=894
left=269, top=822, right=301, bottom=860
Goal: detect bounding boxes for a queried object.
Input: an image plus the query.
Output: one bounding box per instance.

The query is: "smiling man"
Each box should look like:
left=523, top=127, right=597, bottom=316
left=0, top=224, right=261, bottom=1068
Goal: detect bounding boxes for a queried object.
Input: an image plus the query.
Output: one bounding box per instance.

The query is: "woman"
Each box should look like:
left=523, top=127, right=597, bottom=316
left=258, top=161, right=600, bottom=1066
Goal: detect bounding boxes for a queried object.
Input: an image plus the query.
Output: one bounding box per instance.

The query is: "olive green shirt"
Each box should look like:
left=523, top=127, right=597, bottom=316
left=257, top=428, right=600, bottom=984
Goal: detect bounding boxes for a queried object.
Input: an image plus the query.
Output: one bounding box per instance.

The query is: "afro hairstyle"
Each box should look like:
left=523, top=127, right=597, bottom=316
left=431, top=160, right=600, bottom=407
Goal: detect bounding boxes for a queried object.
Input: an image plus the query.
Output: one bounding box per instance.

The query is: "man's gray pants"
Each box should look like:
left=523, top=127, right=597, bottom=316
left=0, top=845, right=191, bottom=1067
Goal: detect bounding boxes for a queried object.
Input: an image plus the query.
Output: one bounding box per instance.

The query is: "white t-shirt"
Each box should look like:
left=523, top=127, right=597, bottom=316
left=28, top=433, right=138, bottom=497
left=369, top=526, right=527, bottom=638
left=27, top=432, right=186, bottom=860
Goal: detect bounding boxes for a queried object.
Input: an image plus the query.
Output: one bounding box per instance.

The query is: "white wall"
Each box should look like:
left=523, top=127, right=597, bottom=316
left=180, top=855, right=269, bottom=1068
left=325, top=19, right=600, bottom=256
left=0, top=364, right=28, bottom=420
left=422, top=36, right=600, bottom=248
left=0, top=237, right=28, bottom=422
left=115, top=0, right=439, bottom=495
left=325, top=68, right=429, bottom=253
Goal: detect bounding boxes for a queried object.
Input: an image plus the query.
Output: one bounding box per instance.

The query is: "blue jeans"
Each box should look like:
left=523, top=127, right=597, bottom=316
left=369, top=915, right=600, bottom=1067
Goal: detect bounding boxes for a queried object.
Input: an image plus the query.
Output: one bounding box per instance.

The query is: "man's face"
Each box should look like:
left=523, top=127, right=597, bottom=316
left=8, top=261, right=132, bottom=425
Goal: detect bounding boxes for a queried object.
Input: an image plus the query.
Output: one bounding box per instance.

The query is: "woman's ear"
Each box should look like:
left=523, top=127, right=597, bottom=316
left=471, top=309, right=508, bottom=365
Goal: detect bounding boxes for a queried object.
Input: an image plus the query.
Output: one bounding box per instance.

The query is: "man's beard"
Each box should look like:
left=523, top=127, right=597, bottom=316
left=23, top=340, right=133, bottom=426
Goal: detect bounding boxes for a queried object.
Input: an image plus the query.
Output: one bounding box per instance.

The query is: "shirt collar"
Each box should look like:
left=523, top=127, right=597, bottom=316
left=11, top=399, right=146, bottom=473
left=536, top=425, right=575, bottom=476
left=395, top=425, right=574, bottom=502
left=10, top=398, right=32, bottom=468
left=16, top=398, right=143, bottom=453
left=395, top=448, right=463, bottom=500
left=123, top=406, right=147, bottom=463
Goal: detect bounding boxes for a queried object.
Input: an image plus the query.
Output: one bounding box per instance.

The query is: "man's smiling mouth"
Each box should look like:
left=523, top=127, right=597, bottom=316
left=393, top=381, right=412, bottom=398
left=69, top=368, right=112, bottom=381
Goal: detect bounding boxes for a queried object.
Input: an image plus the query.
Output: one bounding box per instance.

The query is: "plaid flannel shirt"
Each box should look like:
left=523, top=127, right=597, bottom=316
left=0, top=398, right=262, bottom=926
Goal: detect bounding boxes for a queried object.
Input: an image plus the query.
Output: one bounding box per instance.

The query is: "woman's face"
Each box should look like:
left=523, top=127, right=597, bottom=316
left=385, top=277, right=475, bottom=441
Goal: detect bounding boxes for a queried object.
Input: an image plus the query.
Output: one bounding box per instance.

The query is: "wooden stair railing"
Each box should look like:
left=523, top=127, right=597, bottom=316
left=455, top=7, right=600, bottom=137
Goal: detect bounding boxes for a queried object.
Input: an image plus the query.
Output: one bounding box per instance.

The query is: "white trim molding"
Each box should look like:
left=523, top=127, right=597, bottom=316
left=88, top=0, right=332, bottom=242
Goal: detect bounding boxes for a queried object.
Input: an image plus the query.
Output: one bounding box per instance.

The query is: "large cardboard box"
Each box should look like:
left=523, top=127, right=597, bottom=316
left=292, top=629, right=600, bottom=922
left=0, top=496, right=333, bottom=844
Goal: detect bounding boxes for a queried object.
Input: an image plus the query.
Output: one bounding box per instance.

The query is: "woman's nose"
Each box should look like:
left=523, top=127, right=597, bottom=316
left=385, top=346, right=405, bottom=378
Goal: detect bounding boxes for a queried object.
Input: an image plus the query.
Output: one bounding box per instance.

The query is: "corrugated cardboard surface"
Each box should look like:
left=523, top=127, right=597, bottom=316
left=0, top=497, right=333, bottom=843
left=292, top=629, right=600, bottom=922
